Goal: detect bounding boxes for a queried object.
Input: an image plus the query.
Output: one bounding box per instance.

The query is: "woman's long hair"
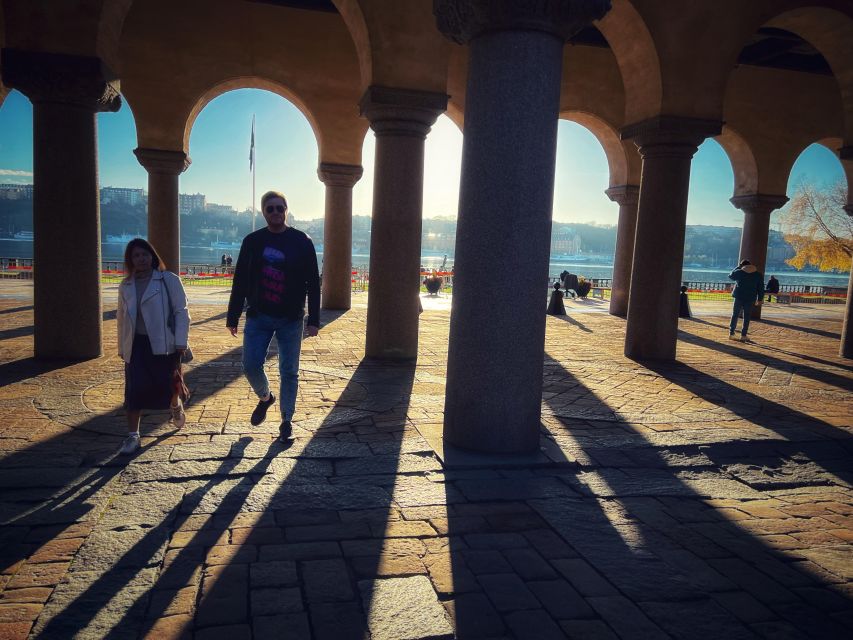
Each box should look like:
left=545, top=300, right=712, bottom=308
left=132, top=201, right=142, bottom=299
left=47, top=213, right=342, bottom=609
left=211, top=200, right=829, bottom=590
left=123, top=238, right=166, bottom=280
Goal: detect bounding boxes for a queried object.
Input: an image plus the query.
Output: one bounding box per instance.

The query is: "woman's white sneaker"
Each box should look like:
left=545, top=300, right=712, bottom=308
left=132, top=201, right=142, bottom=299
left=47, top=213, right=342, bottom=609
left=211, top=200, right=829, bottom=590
left=118, top=433, right=140, bottom=455
left=170, top=400, right=186, bottom=428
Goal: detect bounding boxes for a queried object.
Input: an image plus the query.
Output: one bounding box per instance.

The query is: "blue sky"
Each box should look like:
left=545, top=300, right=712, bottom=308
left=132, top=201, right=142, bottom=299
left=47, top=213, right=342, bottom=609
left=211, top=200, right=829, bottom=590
left=0, top=88, right=845, bottom=226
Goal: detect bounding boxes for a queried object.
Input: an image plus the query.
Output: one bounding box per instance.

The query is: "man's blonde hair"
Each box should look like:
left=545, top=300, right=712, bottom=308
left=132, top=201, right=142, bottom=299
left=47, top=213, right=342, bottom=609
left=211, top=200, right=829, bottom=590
left=261, top=190, right=288, bottom=210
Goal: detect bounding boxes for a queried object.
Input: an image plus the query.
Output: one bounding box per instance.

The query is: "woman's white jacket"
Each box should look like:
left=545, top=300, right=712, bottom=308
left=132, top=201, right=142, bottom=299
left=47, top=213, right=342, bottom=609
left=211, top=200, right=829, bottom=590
left=117, top=270, right=190, bottom=363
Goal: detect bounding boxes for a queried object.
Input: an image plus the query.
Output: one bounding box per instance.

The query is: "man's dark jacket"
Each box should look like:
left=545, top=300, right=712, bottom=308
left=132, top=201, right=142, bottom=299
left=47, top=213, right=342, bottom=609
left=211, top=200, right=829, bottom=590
left=728, top=264, right=764, bottom=303
left=226, top=227, right=321, bottom=328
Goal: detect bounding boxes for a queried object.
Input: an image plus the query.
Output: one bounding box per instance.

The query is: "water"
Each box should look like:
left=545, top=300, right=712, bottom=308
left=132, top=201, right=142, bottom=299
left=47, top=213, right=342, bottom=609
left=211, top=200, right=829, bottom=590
left=1, top=240, right=849, bottom=288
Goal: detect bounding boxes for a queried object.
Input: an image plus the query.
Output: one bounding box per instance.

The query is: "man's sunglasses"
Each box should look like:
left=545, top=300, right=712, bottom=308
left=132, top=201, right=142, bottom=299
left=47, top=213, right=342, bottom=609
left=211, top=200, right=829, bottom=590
left=265, top=205, right=286, bottom=214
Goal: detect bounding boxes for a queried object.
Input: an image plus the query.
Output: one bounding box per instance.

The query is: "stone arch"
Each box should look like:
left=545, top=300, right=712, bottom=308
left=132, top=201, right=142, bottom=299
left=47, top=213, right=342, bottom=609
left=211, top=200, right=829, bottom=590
left=753, top=6, right=853, bottom=145
left=183, top=78, right=321, bottom=160
left=330, top=0, right=371, bottom=89
left=595, top=0, right=663, bottom=124
left=330, top=0, right=448, bottom=93
left=560, top=110, right=640, bottom=187
left=714, top=126, right=759, bottom=197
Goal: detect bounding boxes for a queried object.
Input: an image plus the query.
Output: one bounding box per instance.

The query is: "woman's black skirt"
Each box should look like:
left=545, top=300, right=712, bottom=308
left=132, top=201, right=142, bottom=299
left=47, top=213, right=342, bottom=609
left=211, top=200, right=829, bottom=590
left=124, top=334, right=174, bottom=411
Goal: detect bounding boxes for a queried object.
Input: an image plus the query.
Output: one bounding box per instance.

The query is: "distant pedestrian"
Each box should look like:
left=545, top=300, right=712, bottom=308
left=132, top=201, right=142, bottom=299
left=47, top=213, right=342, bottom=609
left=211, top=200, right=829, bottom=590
left=117, top=238, right=190, bottom=455
left=728, top=259, right=764, bottom=342
left=226, top=254, right=233, bottom=267
left=678, top=285, right=692, bottom=318
left=221, top=253, right=227, bottom=267
left=547, top=281, right=566, bottom=315
left=766, top=275, right=780, bottom=302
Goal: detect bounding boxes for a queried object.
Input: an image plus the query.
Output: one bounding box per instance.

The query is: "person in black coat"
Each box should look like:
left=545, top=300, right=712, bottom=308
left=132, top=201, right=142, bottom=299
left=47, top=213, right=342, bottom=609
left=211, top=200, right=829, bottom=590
left=766, top=275, right=780, bottom=302
left=678, top=285, right=692, bottom=318
left=547, top=281, right=566, bottom=315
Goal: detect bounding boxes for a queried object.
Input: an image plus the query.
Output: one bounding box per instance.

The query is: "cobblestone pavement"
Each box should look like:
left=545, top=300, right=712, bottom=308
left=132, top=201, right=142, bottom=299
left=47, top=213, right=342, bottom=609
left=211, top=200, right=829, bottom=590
left=0, top=290, right=851, bottom=639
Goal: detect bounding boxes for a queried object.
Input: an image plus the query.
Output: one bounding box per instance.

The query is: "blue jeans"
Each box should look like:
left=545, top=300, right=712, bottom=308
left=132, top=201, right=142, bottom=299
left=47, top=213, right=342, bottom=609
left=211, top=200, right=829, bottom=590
left=729, top=298, right=751, bottom=336
left=242, top=313, right=304, bottom=421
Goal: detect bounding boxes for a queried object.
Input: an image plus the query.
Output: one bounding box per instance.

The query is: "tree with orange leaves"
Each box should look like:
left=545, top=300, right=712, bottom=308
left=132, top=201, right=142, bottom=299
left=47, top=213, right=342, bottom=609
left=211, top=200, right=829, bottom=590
left=781, top=180, right=852, bottom=273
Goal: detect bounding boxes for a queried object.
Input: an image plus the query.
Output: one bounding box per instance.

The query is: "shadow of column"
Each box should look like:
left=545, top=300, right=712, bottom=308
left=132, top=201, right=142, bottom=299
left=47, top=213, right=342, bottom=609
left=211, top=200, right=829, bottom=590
left=443, top=350, right=852, bottom=638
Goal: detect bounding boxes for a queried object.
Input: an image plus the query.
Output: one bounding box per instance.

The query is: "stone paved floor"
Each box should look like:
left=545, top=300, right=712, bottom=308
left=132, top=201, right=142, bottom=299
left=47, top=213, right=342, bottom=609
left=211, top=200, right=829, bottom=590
left=0, top=286, right=852, bottom=639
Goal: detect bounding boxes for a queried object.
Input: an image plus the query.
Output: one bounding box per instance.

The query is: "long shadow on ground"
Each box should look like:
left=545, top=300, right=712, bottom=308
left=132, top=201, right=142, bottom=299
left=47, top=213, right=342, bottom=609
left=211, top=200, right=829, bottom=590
left=510, top=352, right=853, bottom=638
left=27, top=354, right=416, bottom=638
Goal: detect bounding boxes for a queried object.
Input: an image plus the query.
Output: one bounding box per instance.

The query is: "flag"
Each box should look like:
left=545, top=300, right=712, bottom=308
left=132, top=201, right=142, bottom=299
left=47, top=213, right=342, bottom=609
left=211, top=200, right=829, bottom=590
left=249, top=115, right=255, bottom=171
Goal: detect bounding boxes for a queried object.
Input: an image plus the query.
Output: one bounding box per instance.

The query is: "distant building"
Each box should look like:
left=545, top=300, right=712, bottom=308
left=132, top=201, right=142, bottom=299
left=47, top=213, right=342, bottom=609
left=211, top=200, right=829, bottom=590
left=205, top=202, right=236, bottom=215
left=551, top=227, right=582, bottom=255
left=100, top=186, right=146, bottom=206
left=179, top=193, right=206, bottom=215
left=0, top=183, right=34, bottom=200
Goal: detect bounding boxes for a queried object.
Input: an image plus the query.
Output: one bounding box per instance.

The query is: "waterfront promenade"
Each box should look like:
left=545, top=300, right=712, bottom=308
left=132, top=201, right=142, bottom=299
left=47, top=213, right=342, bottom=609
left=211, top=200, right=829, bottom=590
left=0, top=284, right=851, bottom=639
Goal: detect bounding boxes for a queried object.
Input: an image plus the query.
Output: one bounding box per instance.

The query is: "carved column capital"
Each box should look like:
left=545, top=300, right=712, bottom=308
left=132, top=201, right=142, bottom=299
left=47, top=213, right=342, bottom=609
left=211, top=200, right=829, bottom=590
left=134, top=148, right=191, bottom=175
left=1, top=49, right=121, bottom=112
left=621, top=116, right=722, bottom=159
left=605, top=184, right=640, bottom=208
left=359, top=86, right=448, bottom=138
left=434, top=0, right=611, bottom=44
left=730, top=194, right=789, bottom=217
left=317, top=163, right=363, bottom=188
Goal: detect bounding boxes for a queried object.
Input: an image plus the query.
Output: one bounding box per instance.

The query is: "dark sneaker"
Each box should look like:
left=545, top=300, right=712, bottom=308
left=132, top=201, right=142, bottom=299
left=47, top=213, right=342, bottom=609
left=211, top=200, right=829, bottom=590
left=250, top=393, right=275, bottom=426
left=279, top=420, right=293, bottom=441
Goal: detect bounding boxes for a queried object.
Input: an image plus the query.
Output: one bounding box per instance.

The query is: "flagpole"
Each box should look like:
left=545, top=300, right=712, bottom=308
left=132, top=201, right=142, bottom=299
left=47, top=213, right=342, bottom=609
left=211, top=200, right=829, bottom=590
left=250, top=114, right=256, bottom=232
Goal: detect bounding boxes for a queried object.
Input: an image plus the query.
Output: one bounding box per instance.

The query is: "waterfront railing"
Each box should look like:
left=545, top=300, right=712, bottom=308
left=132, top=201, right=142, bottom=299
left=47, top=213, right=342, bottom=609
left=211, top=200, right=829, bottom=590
left=0, top=257, right=848, bottom=303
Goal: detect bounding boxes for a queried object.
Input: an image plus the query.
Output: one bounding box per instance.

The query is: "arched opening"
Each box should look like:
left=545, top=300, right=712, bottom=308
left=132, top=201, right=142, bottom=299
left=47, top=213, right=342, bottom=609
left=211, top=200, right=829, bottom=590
left=0, top=89, right=148, bottom=261
left=181, top=87, right=321, bottom=265
left=352, top=114, right=462, bottom=271
left=775, top=141, right=850, bottom=285
left=0, top=90, right=33, bottom=254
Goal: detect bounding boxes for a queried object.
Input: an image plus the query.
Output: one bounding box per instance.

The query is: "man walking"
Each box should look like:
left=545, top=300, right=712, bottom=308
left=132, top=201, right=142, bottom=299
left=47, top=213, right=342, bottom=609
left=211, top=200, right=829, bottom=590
left=728, top=259, right=764, bottom=342
left=227, top=190, right=320, bottom=441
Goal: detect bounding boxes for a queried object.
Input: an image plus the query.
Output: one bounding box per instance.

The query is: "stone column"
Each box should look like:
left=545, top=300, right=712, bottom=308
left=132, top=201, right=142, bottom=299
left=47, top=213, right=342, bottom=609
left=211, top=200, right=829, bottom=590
left=317, top=162, right=363, bottom=310
left=436, top=0, right=611, bottom=453
left=605, top=185, right=640, bottom=317
left=730, top=194, right=788, bottom=321
left=2, top=49, right=120, bottom=359
left=360, top=86, right=447, bottom=359
left=841, top=204, right=853, bottom=359
left=134, top=148, right=191, bottom=273
left=622, top=116, right=722, bottom=360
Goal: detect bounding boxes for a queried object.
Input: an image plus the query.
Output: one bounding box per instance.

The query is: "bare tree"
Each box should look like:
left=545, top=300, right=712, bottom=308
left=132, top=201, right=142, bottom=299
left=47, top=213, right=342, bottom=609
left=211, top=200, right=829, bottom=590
left=781, top=179, right=852, bottom=273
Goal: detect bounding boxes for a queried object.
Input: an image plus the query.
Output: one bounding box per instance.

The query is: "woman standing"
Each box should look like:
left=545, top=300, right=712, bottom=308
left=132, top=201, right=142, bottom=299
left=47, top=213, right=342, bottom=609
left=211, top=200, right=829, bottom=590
left=117, top=239, right=190, bottom=455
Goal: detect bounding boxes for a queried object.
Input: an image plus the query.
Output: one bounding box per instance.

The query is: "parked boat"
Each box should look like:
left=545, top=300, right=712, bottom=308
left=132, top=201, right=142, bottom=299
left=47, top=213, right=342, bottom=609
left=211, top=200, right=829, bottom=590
left=10, top=230, right=34, bottom=241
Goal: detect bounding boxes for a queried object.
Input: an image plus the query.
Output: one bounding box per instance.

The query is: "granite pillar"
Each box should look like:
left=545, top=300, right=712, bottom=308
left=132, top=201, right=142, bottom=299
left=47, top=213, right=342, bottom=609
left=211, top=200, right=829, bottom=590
left=841, top=204, right=853, bottom=359
left=730, top=194, right=788, bottom=321
left=360, top=86, right=447, bottom=359
left=435, top=0, right=612, bottom=453
left=605, top=185, right=640, bottom=317
left=134, top=148, right=191, bottom=273
left=622, top=116, right=722, bottom=360
left=317, top=162, right=363, bottom=310
left=2, top=49, right=120, bottom=359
